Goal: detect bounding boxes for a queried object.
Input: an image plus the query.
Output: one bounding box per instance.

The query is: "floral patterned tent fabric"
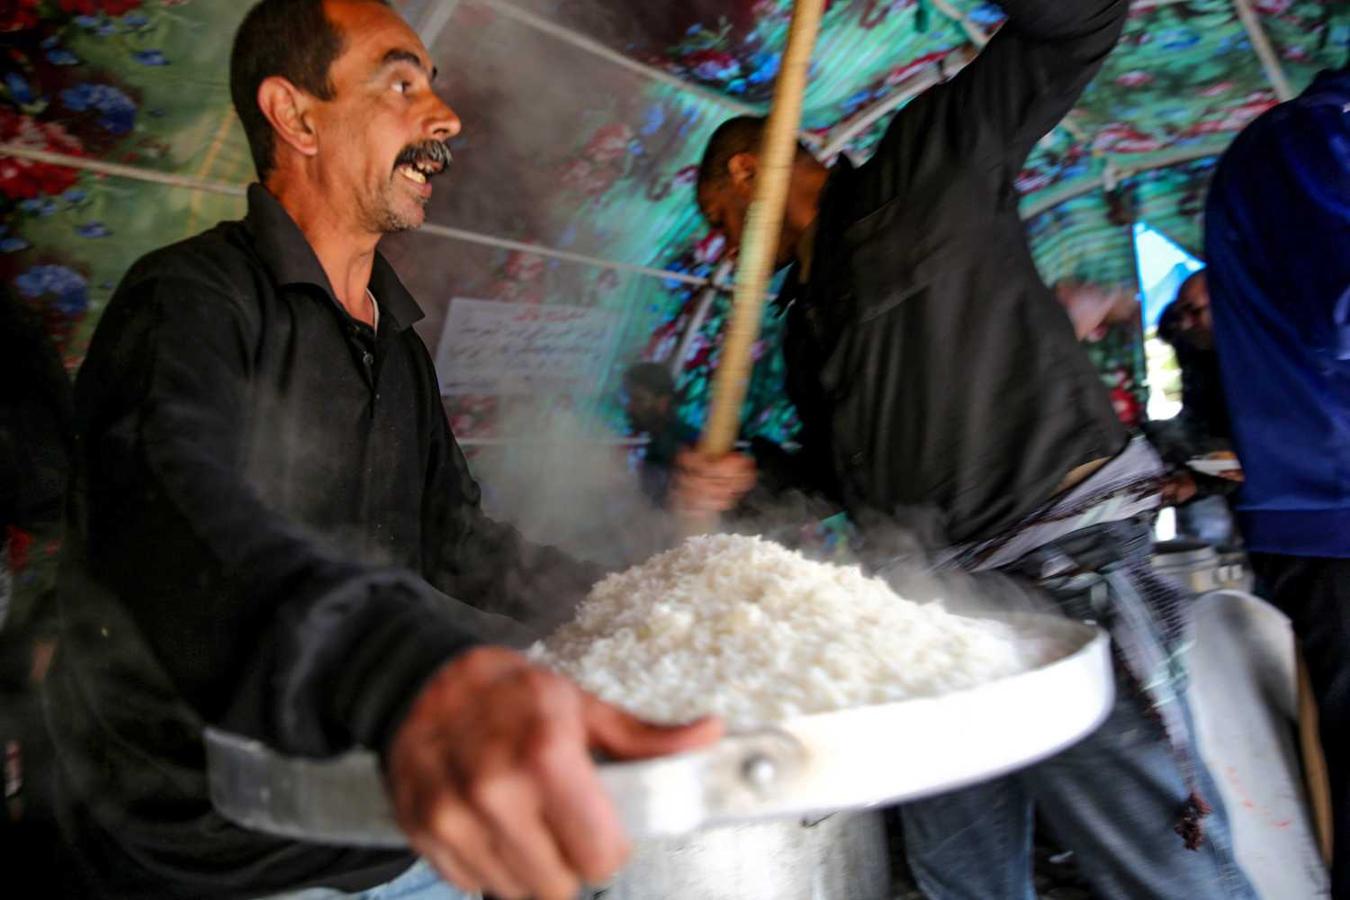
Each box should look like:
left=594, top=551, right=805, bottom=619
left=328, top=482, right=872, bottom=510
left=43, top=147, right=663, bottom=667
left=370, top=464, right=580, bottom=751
left=1, top=0, right=1346, bottom=445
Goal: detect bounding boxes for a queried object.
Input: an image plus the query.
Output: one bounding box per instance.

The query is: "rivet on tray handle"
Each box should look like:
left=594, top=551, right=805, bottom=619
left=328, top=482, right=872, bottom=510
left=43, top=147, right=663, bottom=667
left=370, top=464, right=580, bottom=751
left=742, top=753, right=779, bottom=788
left=702, top=729, right=807, bottom=815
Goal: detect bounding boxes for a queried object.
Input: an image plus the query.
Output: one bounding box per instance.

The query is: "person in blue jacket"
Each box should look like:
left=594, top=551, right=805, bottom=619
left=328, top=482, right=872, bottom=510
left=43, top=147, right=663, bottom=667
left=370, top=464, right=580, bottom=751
left=1205, top=58, right=1350, bottom=897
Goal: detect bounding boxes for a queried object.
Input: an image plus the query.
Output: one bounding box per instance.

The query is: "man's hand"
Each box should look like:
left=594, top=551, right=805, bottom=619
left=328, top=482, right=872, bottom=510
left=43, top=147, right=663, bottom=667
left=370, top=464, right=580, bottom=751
left=1205, top=451, right=1246, bottom=483
left=1055, top=280, right=1140, bottom=340
left=1161, top=472, right=1198, bottom=507
left=670, top=449, right=757, bottom=515
left=386, top=647, right=722, bottom=900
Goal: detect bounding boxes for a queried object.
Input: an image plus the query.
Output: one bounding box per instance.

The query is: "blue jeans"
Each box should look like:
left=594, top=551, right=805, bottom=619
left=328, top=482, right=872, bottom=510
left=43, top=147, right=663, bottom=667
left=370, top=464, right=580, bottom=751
left=902, top=514, right=1258, bottom=900
left=901, top=660, right=1256, bottom=900
left=261, top=860, right=477, bottom=900
left=1176, top=496, right=1239, bottom=548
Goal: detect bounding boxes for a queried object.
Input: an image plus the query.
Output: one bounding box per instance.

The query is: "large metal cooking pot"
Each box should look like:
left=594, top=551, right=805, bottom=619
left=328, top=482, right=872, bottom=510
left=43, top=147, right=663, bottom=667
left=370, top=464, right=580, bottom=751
left=1152, top=539, right=1221, bottom=594
left=1152, top=539, right=1251, bottom=595
left=204, top=617, right=1110, bottom=900
left=590, top=812, right=891, bottom=900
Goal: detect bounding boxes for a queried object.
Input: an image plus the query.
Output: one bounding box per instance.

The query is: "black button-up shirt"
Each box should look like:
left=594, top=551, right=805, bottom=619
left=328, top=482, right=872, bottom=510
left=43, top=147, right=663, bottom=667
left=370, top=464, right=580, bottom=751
left=775, top=0, right=1128, bottom=546
left=47, top=185, right=593, bottom=898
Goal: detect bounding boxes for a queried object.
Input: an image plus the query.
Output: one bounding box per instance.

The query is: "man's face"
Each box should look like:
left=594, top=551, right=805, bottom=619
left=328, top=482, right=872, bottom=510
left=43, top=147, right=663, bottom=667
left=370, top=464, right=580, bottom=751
left=697, top=154, right=798, bottom=270
left=308, top=0, right=461, bottom=234
left=1176, top=274, right=1213, bottom=350
left=624, top=385, right=671, bottom=435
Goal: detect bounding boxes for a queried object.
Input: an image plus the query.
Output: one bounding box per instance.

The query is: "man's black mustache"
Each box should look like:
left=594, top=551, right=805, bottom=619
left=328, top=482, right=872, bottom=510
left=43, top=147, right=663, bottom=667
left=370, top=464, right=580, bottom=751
left=394, top=140, right=453, bottom=172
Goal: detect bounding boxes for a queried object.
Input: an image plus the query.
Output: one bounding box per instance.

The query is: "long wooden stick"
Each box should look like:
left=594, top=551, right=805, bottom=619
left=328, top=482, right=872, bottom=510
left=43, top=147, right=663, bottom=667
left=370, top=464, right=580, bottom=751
left=699, top=0, right=826, bottom=456
left=1296, top=642, right=1334, bottom=867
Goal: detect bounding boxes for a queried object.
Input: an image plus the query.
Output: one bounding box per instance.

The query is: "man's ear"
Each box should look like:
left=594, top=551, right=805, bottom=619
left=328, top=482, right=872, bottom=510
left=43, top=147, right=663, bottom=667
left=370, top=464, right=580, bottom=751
left=256, top=76, right=319, bottom=161
left=726, top=152, right=758, bottom=191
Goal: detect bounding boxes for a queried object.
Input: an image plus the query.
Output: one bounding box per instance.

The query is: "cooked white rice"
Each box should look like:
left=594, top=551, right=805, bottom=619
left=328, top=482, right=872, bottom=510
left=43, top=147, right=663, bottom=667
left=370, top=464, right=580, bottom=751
left=530, top=533, right=1060, bottom=728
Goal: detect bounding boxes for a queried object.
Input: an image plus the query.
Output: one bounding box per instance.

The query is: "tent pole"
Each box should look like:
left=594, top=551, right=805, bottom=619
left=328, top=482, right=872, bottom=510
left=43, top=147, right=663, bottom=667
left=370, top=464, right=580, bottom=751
left=670, top=259, right=735, bottom=376
left=928, top=0, right=990, bottom=48
left=1021, top=140, right=1231, bottom=218
left=0, top=138, right=1234, bottom=296
left=1231, top=0, right=1295, bottom=101
left=416, top=0, right=459, bottom=46
left=0, top=143, right=713, bottom=289
left=417, top=222, right=710, bottom=285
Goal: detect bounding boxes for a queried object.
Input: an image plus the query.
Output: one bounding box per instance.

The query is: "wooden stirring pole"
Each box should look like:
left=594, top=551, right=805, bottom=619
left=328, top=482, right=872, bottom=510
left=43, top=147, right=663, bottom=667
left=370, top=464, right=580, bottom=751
left=698, top=0, right=826, bottom=457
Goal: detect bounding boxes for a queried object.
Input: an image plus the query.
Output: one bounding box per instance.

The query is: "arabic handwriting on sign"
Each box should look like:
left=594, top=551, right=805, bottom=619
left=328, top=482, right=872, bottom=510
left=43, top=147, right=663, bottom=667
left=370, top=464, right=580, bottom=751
left=435, top=298, right=620, bottom=395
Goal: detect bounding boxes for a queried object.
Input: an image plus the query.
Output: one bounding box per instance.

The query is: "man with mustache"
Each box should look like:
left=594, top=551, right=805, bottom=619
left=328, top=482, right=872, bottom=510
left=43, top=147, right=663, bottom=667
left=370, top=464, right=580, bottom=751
left=44, top=2, right=718, bottom=898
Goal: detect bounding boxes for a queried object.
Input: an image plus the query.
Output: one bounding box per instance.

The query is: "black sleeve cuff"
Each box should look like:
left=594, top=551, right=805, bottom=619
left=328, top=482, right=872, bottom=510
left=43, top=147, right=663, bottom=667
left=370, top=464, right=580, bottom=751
left=255, top=568, right=479, bottom=759
left=332, top=595, right=479, bottom=758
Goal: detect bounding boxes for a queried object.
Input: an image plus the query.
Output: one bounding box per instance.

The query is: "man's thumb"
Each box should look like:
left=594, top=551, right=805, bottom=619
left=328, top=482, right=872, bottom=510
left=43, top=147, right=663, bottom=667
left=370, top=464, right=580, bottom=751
left=583, top=695, right=723, bottom=761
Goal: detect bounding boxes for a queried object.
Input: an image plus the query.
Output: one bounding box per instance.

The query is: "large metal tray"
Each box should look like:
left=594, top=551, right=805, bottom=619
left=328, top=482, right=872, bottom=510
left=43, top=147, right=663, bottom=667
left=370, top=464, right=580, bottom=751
left=206, top=615, right=1112, bottom=846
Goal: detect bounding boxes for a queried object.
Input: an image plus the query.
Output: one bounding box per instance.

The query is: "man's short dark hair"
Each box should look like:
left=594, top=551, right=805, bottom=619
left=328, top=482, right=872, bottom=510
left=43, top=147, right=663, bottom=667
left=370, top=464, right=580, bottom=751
left=697, top=116, right=767, bottom=191
left=696, top=116, right=813, bottom=193
left=623, top=362, right=676, bottom=399
left=1157, top=270, right=1206, bottom=348
left=1156, top=299, right=1184, bottom=348
left=230, top=0, right=392, bottom=180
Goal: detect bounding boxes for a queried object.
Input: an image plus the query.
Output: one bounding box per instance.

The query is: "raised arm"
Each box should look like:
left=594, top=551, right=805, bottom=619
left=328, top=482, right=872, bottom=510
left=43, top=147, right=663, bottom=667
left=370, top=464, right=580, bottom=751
left=864, top=0, right=1127, bottom=193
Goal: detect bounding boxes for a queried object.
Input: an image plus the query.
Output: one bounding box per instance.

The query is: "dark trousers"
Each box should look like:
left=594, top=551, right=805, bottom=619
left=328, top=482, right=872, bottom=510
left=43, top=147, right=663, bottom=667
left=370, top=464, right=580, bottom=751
left=1250, top=553, right=1350, bottom=899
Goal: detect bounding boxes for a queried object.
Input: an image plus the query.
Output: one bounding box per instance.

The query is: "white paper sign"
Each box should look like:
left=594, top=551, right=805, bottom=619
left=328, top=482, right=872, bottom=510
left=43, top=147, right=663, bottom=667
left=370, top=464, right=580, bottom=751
left=435, top=298, right=620, bottom=395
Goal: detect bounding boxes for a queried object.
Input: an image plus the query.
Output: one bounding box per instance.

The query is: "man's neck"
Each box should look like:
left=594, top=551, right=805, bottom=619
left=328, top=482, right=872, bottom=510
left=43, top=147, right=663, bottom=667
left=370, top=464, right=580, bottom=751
left=796, top=219, right=819, bottom=284
left=786, top=163, right=828, bottom=282
left=268, top=177, right=381, bottom=325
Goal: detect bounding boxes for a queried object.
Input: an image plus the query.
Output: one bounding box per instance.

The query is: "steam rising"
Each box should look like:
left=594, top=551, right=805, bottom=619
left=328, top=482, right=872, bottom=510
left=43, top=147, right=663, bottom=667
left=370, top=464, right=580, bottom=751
left=466, top=403, right=1059, bottom=634
left=469, top=401, right=680, bottom=570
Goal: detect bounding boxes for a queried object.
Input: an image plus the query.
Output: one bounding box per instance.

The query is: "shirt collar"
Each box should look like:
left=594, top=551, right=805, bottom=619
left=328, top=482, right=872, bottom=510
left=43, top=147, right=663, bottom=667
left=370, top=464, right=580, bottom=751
left=244, top=184, right=425, bottom=332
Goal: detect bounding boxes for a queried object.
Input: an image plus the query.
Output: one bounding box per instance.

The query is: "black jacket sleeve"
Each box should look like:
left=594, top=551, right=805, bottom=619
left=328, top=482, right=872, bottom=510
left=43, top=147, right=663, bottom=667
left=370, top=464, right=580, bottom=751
left=0, top=293, right=72, bottom=533
left=863, top=0, right=1126, bottom=194
left=79, top=275, right=480, bottom=757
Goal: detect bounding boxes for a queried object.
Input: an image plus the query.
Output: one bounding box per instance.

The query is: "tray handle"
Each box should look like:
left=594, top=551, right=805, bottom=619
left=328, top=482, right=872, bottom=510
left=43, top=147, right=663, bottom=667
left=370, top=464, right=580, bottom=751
left=204, top=725, right=808, bottom=846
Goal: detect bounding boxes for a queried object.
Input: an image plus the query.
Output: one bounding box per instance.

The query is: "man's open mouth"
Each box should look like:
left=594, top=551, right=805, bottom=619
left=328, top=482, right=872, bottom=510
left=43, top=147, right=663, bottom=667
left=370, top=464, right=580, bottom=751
left=394, top=141, right=453, bottom=186
left=396, top=160, right=443, bottom=185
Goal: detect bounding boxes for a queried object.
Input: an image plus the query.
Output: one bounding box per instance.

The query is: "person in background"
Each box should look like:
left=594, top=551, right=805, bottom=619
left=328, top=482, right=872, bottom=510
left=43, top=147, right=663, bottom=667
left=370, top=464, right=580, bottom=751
left=1205, top=59, right=1350, bottom=897
left=679, top=0, right=1255, bottom=897
left=675, top=0, right=1252, bottom=895
left=1149, top=271, right=1243, bottom=547
left=44, top=2, right=718, bottom=899
left=622, top=362, right=699, bottom=505
left=0, top=288, right=72, bottom=887
left=1054, top=278, right=1140, bottom=341
left=1158, top=272, right=1230, bottom=446
left=0, top=289, right=70, bottom=657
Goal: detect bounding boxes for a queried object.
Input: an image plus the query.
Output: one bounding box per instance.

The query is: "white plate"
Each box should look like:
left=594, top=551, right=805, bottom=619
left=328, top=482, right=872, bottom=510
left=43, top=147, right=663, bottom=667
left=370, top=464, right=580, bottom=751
left=1188, top=458, right=1242, bottom=476
left=205, top=616, right=1112, bottom=844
